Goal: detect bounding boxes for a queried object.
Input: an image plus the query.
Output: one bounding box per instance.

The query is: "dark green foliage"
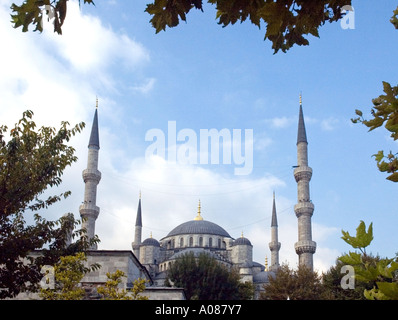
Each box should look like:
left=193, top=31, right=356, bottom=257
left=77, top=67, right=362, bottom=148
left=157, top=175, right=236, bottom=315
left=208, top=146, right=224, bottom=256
left=322, top=259, right=369, bottom=300
left=146, top=0, right=352, bottom=53
left=0, top=110, right=98, bottom=299
left=351, top=7, right=398, bottom=182
left=10, top=0, right=351, bottom=53
left=10, top=0, right=95, bottom=34
left=260, top=263, right=327, bottom=300
left=165, top=251, right=254, bottom=300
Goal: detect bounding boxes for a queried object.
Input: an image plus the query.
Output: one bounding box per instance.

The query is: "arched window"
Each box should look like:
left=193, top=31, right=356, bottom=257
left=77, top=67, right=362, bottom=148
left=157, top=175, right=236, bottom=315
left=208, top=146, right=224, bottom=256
left=180, top=237, right=184, bottom=247
left=209, top=237, right=213, bottom=247
left=218, top=238, right=221, bottom=248
left=171, top=239, right=175, bottom=248
left=189, top=237, right=193, bottom=247
left=199, top=237, right=203, bottom=247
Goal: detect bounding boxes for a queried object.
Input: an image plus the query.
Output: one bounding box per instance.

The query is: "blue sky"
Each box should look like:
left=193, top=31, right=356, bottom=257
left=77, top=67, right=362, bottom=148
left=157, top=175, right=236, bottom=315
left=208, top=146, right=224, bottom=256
left=0, top=0, right=397, bottom=273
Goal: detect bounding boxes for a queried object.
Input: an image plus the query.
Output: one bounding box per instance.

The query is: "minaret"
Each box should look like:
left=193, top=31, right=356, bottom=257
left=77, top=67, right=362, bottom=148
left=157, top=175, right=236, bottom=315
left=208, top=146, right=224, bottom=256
left=268, top=192, right=281, bottom=272
left=79, top=99, right=101, bottom=250
left=132, top=192, right=143, bottom=259
left=294, top=95, right=316, bottom=270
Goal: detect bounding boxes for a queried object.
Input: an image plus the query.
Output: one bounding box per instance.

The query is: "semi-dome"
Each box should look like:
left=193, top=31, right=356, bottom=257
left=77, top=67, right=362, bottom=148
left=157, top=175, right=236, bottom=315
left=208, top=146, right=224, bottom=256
left=166, top=220, right=231, bottom=238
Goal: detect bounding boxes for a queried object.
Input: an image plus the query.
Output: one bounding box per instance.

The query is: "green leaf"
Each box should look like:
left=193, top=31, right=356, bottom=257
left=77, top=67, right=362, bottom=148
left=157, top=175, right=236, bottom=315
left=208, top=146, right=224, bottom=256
left=386, top=172, right=398, bottom=182
left=376, top=282, right=398, bottom=300
left=338, top=251, right=362, bottom=265
left=341, top=221, right=373, bottom=250
left=355, top=109, right=363, bottom=117
left=373, top=150, right=385, bottom=163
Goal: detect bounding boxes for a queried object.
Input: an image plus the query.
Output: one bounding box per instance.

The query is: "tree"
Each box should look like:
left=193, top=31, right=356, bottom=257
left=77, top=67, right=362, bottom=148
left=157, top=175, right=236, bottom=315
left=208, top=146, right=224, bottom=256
left=10, top=0, right=352, bottom=53
left=10, top=0, right=94, bottom=34
left=339, top=221, right=398, bottom=300
left=97, top=270, right=149, bottom=300
left=351, top=6, right=398, bottom=182
left=165, top=251, right=253, bottom=300
left=260, top=263, right=327, bottom=300
left=0, top=110, right=97, bottom=299
left=322, top=259, right=370, bottom=300
left=39, top=252, right=99, bottom=300
left=352, top=83, right=398, bottom=182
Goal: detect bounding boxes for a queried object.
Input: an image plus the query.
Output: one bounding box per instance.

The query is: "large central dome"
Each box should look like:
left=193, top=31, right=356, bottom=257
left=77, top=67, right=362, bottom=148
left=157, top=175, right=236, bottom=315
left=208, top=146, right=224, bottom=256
left=166, top=220, right=231, bottom=238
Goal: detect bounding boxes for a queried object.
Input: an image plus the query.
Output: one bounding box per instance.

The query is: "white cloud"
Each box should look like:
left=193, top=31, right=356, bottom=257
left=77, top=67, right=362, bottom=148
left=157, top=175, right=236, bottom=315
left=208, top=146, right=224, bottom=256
left=321, top=117, right=339, bottom=131
left=43, top=2, right=149, bottom=73
left=90, top=153, right=339, bottom=272
left=0, top=0, right=151, bottom=129
left=269, top=116, right=293, bottom=129
left=254, top=132, right=273, bottom=151
left=131, top=78, right=156, bottom=94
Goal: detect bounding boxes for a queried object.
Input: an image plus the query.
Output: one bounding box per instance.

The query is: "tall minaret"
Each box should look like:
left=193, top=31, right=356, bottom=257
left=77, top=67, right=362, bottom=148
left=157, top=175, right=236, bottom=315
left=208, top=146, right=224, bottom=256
left=294, top=95, right=316, bottom=270
left=268, top=192, right=280, bottom=272
left=132, top=192, right=142, bottom=259
left=79, top=99, right=101, bottom=250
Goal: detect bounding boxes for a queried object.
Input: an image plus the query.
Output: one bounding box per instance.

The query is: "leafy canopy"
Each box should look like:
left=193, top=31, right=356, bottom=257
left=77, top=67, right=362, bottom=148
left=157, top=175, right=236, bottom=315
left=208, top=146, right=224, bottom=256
left=165, top=251, right=253, bottom=300
left=97, top=271, right=149, bottom=300
left=0, top=110, right=98, bottom=299
left=39, top=252, right=99, bottom=300
left=352, top=82, right=398, bottom=182
left=146, top=0, right=351, bottom=53
left=351, top=7, right=398, bottom=182
left=10, top=0, right=351, bottom=53
left=260, top=263, right=327, bottom=300
left=339, top=221, right=398, bottom=300
left=10, top=0, right=95, bottom=34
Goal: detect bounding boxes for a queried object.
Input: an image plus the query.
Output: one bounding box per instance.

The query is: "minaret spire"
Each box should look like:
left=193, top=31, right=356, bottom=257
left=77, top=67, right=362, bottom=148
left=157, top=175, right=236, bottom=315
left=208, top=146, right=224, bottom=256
left=79, top=100, right=101, bottom=250
left=269, top=192, right=281, bottom=271
left=294, top=96, right=316, bottom=270
left=132, top=191, right=143, bottom=259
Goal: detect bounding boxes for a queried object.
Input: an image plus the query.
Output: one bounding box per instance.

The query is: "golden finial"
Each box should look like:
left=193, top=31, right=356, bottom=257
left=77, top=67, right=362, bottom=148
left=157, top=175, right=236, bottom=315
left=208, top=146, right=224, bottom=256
left=299, top=92, right=302, bottom=106
left=241, top=231, right=244, bottom=238
left=139, top=190, right=141, bottom=200
left=194, top=199, right=203, bottom=220
left=265, top=256, right=269, bottom=271
left=150, top=232, right=152, bottom=238
left=96, top=96, right=98, bottom=109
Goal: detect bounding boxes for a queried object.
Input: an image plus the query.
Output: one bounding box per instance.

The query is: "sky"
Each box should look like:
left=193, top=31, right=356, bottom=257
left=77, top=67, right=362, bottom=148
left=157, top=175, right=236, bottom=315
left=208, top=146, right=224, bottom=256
left=0, top=0, right=397, bottom=274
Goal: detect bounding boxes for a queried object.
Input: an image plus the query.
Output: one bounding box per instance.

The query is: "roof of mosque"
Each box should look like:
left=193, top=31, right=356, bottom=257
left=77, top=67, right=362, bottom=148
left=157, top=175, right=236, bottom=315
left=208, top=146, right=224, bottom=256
left=165, top=220, right=231, bottom=238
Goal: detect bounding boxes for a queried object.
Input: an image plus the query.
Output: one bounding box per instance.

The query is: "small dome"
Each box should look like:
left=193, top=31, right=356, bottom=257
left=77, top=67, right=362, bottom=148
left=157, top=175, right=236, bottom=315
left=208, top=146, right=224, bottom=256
left=234, top=237, right=252, bottom=246
left=142, top=237, right=160, bottom=247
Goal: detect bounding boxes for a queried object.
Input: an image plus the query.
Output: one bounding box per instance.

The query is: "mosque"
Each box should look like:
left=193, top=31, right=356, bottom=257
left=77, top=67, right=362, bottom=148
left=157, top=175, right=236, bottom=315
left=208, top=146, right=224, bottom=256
left=76, top=97, right=316, bottom=300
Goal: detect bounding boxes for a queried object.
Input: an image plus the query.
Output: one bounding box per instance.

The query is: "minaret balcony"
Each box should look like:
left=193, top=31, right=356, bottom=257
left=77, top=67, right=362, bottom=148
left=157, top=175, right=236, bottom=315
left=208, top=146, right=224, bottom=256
left=293, top=166, right=312, bottom=182
left=294, top=202, right=314, bottom=217
left=82, top=168, right=101, bottom=183
left=295, top=240, right=316, bottom=254
left=79, top=203, right=100, bottom=219
left=268, top=241, right=281, bottom=251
